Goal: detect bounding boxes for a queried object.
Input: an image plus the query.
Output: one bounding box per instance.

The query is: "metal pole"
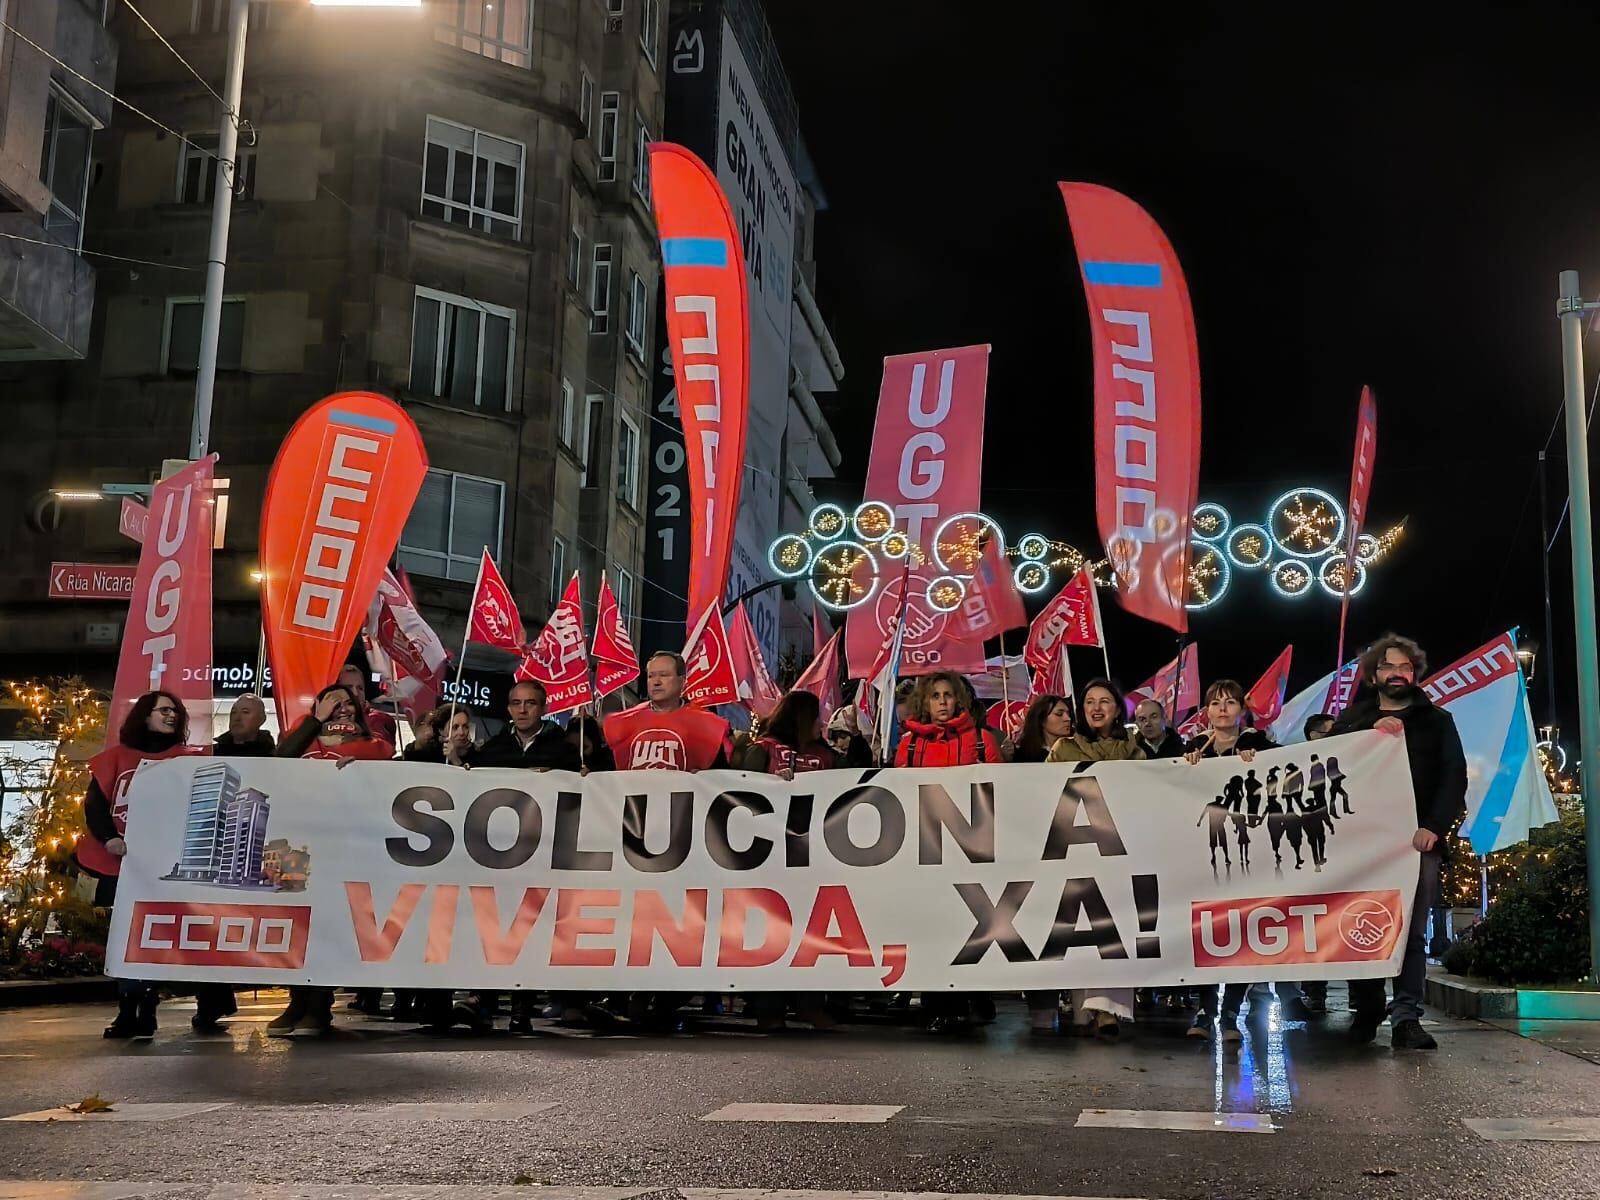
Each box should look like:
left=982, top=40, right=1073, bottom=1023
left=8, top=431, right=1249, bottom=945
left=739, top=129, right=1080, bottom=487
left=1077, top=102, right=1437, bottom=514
left=1538, top=450, right=1559, bottom=724
left=1556, top=268, right=1600, bottom=982
left=188, top=0, right=249, bottom=460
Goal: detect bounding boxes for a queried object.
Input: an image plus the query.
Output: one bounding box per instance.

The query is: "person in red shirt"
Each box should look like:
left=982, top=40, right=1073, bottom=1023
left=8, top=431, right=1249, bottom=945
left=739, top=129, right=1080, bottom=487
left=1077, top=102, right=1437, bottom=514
left=338, top=663, right=398, bottom=747
left=593, top=651, right=730, bottom=1032
left=744, top=690, right=839, bottom=778
left=893, top=671, right=1002, bottom=767
left=603, top=652, right=731, bottom=771
left=83, top=691, right=209, bottom=1039
left=268, top=683, right=394, bottom=1038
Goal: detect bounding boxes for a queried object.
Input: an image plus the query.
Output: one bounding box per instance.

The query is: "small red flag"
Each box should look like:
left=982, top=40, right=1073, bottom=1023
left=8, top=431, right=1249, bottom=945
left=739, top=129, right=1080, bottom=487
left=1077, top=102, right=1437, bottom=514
left=515, top=573, right=593, bottom=715
left=682, top=604, right=740, bottom=708
left=592, top=574, right=640, bottom=698
left=1025, top=566, right=1103, bottom=671
left=729, top=601, right=783, bottom=718
left=1245, top=645, right=1294, bottom=727
left=466, top=550, right=524, bottom=652
left=793, top=628, right=844, bottom=721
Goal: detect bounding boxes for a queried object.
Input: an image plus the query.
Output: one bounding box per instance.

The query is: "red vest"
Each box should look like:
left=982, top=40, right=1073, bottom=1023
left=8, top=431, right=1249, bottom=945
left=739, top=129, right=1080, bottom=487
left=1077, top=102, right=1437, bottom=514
left=78, top=741, right=206, bottom=877
left=604, top=702, right=731, bottom=771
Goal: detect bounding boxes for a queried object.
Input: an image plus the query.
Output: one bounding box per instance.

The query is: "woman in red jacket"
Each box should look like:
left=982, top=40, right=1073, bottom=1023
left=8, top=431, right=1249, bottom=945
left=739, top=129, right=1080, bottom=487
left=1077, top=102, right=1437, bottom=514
left=83, top=690, right=209, bottom=1039
left=893, top=672, right=1002, bottom=767
left=267, top=684, right=394, bottom=1038
left=893, top=672, right=1000, bottom=1033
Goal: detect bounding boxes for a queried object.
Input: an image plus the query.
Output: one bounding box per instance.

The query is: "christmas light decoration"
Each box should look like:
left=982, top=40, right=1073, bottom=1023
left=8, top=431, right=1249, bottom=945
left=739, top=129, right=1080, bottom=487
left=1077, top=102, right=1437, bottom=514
left=768, top=533, right=813, bottom=580
left=1225, top=522, right=1273, bottom=570
left=852, top=501, right=895, bottom=544
left=808, top=503, right=847, bottom=539
left=1192, top=502, right=1232, bottom=542
left=809, top=538, right=878, bottom=610
left=1268, top=487, right=1346, bottom=560
left=926, top=575, right=968, bottom=613
left=1270, top=558, right=1315, bottom=599
left=1185, top=541, right=1232, bottom=611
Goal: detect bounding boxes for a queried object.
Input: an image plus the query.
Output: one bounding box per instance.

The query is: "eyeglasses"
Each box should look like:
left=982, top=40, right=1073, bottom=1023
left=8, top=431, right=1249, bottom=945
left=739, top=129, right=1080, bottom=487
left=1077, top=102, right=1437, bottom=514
left=152, top=706, right=179, bottom=716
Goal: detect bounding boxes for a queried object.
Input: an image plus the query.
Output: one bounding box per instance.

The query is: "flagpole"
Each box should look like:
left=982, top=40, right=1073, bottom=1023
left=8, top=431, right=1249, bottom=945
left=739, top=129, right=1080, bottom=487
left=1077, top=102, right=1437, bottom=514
left=448, top=548, right=489, bottom=745
left=1089, top=571, right=1112, bottom=679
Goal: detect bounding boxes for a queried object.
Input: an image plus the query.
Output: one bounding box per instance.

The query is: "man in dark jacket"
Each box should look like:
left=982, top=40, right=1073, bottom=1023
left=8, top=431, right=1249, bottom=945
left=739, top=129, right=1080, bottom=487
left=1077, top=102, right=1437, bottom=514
left=213, top=694, right=275, bottom=757
left=467, top=680, right=581, bottom=771
left=1133, top=697, right=1186, bottom=759
left=1332, top=633, right=1467, bottom=1051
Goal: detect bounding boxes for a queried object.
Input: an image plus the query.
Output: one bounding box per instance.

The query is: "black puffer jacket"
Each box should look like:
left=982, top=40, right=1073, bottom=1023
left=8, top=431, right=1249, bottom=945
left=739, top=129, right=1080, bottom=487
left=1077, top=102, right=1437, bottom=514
left=1332, top=687, right=1467, bottom=841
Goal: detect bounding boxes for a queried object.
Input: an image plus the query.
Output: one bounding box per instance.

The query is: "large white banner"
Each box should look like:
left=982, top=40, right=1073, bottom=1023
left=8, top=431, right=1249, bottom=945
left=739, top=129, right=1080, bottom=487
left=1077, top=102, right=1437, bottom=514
left=106, top=733, right=1418, bottom=991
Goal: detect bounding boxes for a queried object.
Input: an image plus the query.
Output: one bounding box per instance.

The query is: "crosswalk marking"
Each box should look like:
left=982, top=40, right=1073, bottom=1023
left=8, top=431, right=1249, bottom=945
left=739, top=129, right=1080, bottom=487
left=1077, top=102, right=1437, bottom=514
left=2, top=1102, right=232, bottom=1123
left=1075, top=1108, right=1279, bottom=1134
left=1464, top=1116, right=1600, bottom=1141
left=701, top=1103, right=905, bottom=1123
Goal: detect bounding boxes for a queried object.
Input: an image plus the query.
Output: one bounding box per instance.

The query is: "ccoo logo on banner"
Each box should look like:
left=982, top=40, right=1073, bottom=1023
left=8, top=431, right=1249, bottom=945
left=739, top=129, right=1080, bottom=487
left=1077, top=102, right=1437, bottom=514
left=107, top=732, right=1418, bottom=991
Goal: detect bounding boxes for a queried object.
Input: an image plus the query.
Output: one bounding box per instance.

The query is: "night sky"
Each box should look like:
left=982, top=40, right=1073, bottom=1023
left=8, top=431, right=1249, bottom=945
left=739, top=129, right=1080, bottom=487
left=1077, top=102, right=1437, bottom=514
left=765, top=5, right=1600, bottom=729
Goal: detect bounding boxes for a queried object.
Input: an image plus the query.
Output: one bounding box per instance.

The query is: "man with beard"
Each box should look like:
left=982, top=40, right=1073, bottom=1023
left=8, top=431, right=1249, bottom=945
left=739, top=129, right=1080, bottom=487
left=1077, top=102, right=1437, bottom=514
left=1332, top=633, right=1466, bottom=1051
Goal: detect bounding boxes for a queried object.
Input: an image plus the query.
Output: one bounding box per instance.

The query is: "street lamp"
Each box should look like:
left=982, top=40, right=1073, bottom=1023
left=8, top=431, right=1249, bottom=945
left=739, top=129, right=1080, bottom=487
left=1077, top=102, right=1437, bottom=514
left=187, top=0, right=422, bottom=461
left=1555, top=269, right=1600, bottom=983
left=1515, top=635, right=1538, bottom=680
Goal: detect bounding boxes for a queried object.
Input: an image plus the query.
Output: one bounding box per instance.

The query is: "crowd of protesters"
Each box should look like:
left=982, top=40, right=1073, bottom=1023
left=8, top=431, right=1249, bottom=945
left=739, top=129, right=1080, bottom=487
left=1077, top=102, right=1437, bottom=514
left=82, top=631, right=1462, bottom=1053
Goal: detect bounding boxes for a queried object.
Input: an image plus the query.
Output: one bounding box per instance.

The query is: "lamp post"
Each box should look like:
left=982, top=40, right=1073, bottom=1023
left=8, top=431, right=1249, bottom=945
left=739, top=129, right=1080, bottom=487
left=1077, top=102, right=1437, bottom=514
left=186, top=0, right=421, bottom=460
left=1555, top=269, right=1600, bottom=983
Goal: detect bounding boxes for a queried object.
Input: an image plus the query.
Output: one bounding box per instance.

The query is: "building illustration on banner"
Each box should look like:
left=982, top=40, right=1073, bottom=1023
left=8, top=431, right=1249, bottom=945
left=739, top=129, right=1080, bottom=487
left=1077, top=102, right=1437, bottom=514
left=161, top=762, right=309, bottom=890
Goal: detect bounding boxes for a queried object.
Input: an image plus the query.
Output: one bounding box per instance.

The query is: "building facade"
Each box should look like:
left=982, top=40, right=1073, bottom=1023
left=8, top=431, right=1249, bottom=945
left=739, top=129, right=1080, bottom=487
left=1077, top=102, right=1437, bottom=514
left=0, top=0, right=116, bottom=359
left=0, top=0, right=666, bottom=722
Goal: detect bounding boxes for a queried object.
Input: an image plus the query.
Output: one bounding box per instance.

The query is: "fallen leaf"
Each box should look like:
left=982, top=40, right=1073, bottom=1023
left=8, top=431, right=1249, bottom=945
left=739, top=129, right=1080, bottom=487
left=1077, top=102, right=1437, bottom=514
left=65, top=1094, right=114, bottom=1115
left=1362, top=1167, right=1399, bottom=1178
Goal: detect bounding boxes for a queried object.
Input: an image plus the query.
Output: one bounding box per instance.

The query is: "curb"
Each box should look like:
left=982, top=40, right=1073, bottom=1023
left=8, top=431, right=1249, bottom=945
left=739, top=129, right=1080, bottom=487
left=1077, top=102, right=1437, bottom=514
left=0, top=975, right=118, bottom=1008
left=1425, top=970, right=1517, bottom=1019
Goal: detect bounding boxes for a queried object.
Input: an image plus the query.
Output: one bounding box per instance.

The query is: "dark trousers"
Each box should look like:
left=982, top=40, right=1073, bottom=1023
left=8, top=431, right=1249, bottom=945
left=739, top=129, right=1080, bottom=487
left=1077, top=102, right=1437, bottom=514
left=1349, top=850, right=1440, bottom=1024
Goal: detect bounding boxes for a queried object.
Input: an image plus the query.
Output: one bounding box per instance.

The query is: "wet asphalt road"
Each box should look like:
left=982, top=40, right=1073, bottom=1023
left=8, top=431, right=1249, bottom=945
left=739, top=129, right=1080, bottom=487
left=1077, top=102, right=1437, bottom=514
left=1, top=988, right=1598, bottom=1200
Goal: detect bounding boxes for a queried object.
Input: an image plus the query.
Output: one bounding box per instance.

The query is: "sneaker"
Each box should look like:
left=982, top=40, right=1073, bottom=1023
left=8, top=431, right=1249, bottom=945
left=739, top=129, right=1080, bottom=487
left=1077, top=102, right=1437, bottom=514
left=1348, top=1014, right=1382, bottom=1044
left=1391, top=1019, right=1438, bottom=1051
left=1185, top=1013, right=1210, bottom=1039
left=509, top=1015, right=534, bottom=1035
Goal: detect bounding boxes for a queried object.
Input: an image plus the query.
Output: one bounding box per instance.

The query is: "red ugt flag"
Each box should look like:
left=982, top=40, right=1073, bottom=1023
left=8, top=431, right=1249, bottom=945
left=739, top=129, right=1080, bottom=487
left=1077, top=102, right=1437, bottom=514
left=1024, top=567, right=1103, bottom=672
left=728, top=601, right=783, bottom=718
left=467, top=549, right=524, bottom=651
left=1245, top=645, right=1294, bottom=727
left=682, top=604, right=740, bottom=708
left=953, top=537, right=1027, bottom=644
left=1130, top=642, right=1199, bottom=717
left=793, top=628, right=844, bottom=722
left=592, top=574, right=640, bottom=699
left=516, top=573, right=592, bottom=715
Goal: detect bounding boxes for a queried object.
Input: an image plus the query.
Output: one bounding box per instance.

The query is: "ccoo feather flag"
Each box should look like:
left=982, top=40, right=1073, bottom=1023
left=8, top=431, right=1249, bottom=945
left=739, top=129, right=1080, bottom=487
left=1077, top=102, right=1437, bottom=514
left=648, top=143, right=749, bottom=632
left=1059, top=183, right=1202, bottom=634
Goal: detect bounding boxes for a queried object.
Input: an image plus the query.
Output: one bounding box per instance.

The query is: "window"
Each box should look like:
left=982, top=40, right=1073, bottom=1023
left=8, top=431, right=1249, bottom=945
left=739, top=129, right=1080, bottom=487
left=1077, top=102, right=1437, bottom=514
left=399, top=469, right=505, bottom=582
left=410, top=287, right=515, bottom=410
left=162, top=297, right=244, bottom=374
left=606, top=0, right=625, bottom=13
left=597, top=92, right=620, bottom=182
left=39, top=88, right=92, bottom=251
left=615, top=568, right=634, bottom=643
left=177, top=132, right=257, bottom=205
left=190, top=0, right=272, bottom=33
left=615, top=411, right=640, bottom=508
left=581, top=395, right=604, bottom=487
left=639, top=0, right=660, bottom=64
left=632, top=116, right=651, bottom=200
left=434, top=0, right=532, bottom=68
left=579, top=69, right=594, bottom=138
left=566, top=224, right=582, bottom=288
left=559, top=378, right=575, bottom=447
left=422, top=116, right=523, bottom=239
left=550, top=537, right=567, bottom=609
left=625, top=270, right=648, bottom=359
left=589, top=243, right=612, bottom=334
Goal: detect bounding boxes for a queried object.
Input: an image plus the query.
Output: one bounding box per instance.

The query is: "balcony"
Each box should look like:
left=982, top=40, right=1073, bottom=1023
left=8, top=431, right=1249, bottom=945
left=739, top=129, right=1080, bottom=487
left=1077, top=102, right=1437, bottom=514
left=0, top=213, right=94, bottom=360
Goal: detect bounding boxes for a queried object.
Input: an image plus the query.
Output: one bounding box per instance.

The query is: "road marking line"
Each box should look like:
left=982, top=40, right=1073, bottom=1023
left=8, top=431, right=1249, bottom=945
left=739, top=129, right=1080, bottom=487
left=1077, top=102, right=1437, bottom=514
left=1464, top=1117, right=1600, bottom=1141
left=0, top=1185, right=193, bottom=1198
left=1076, top=1108, right=1279, bottom=1134
left=0, top=1188, right=1165, bottom=1200
left=2, top=1102, right=232, bottom=1123
left=701, top=1103, right=904, bottom=1123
